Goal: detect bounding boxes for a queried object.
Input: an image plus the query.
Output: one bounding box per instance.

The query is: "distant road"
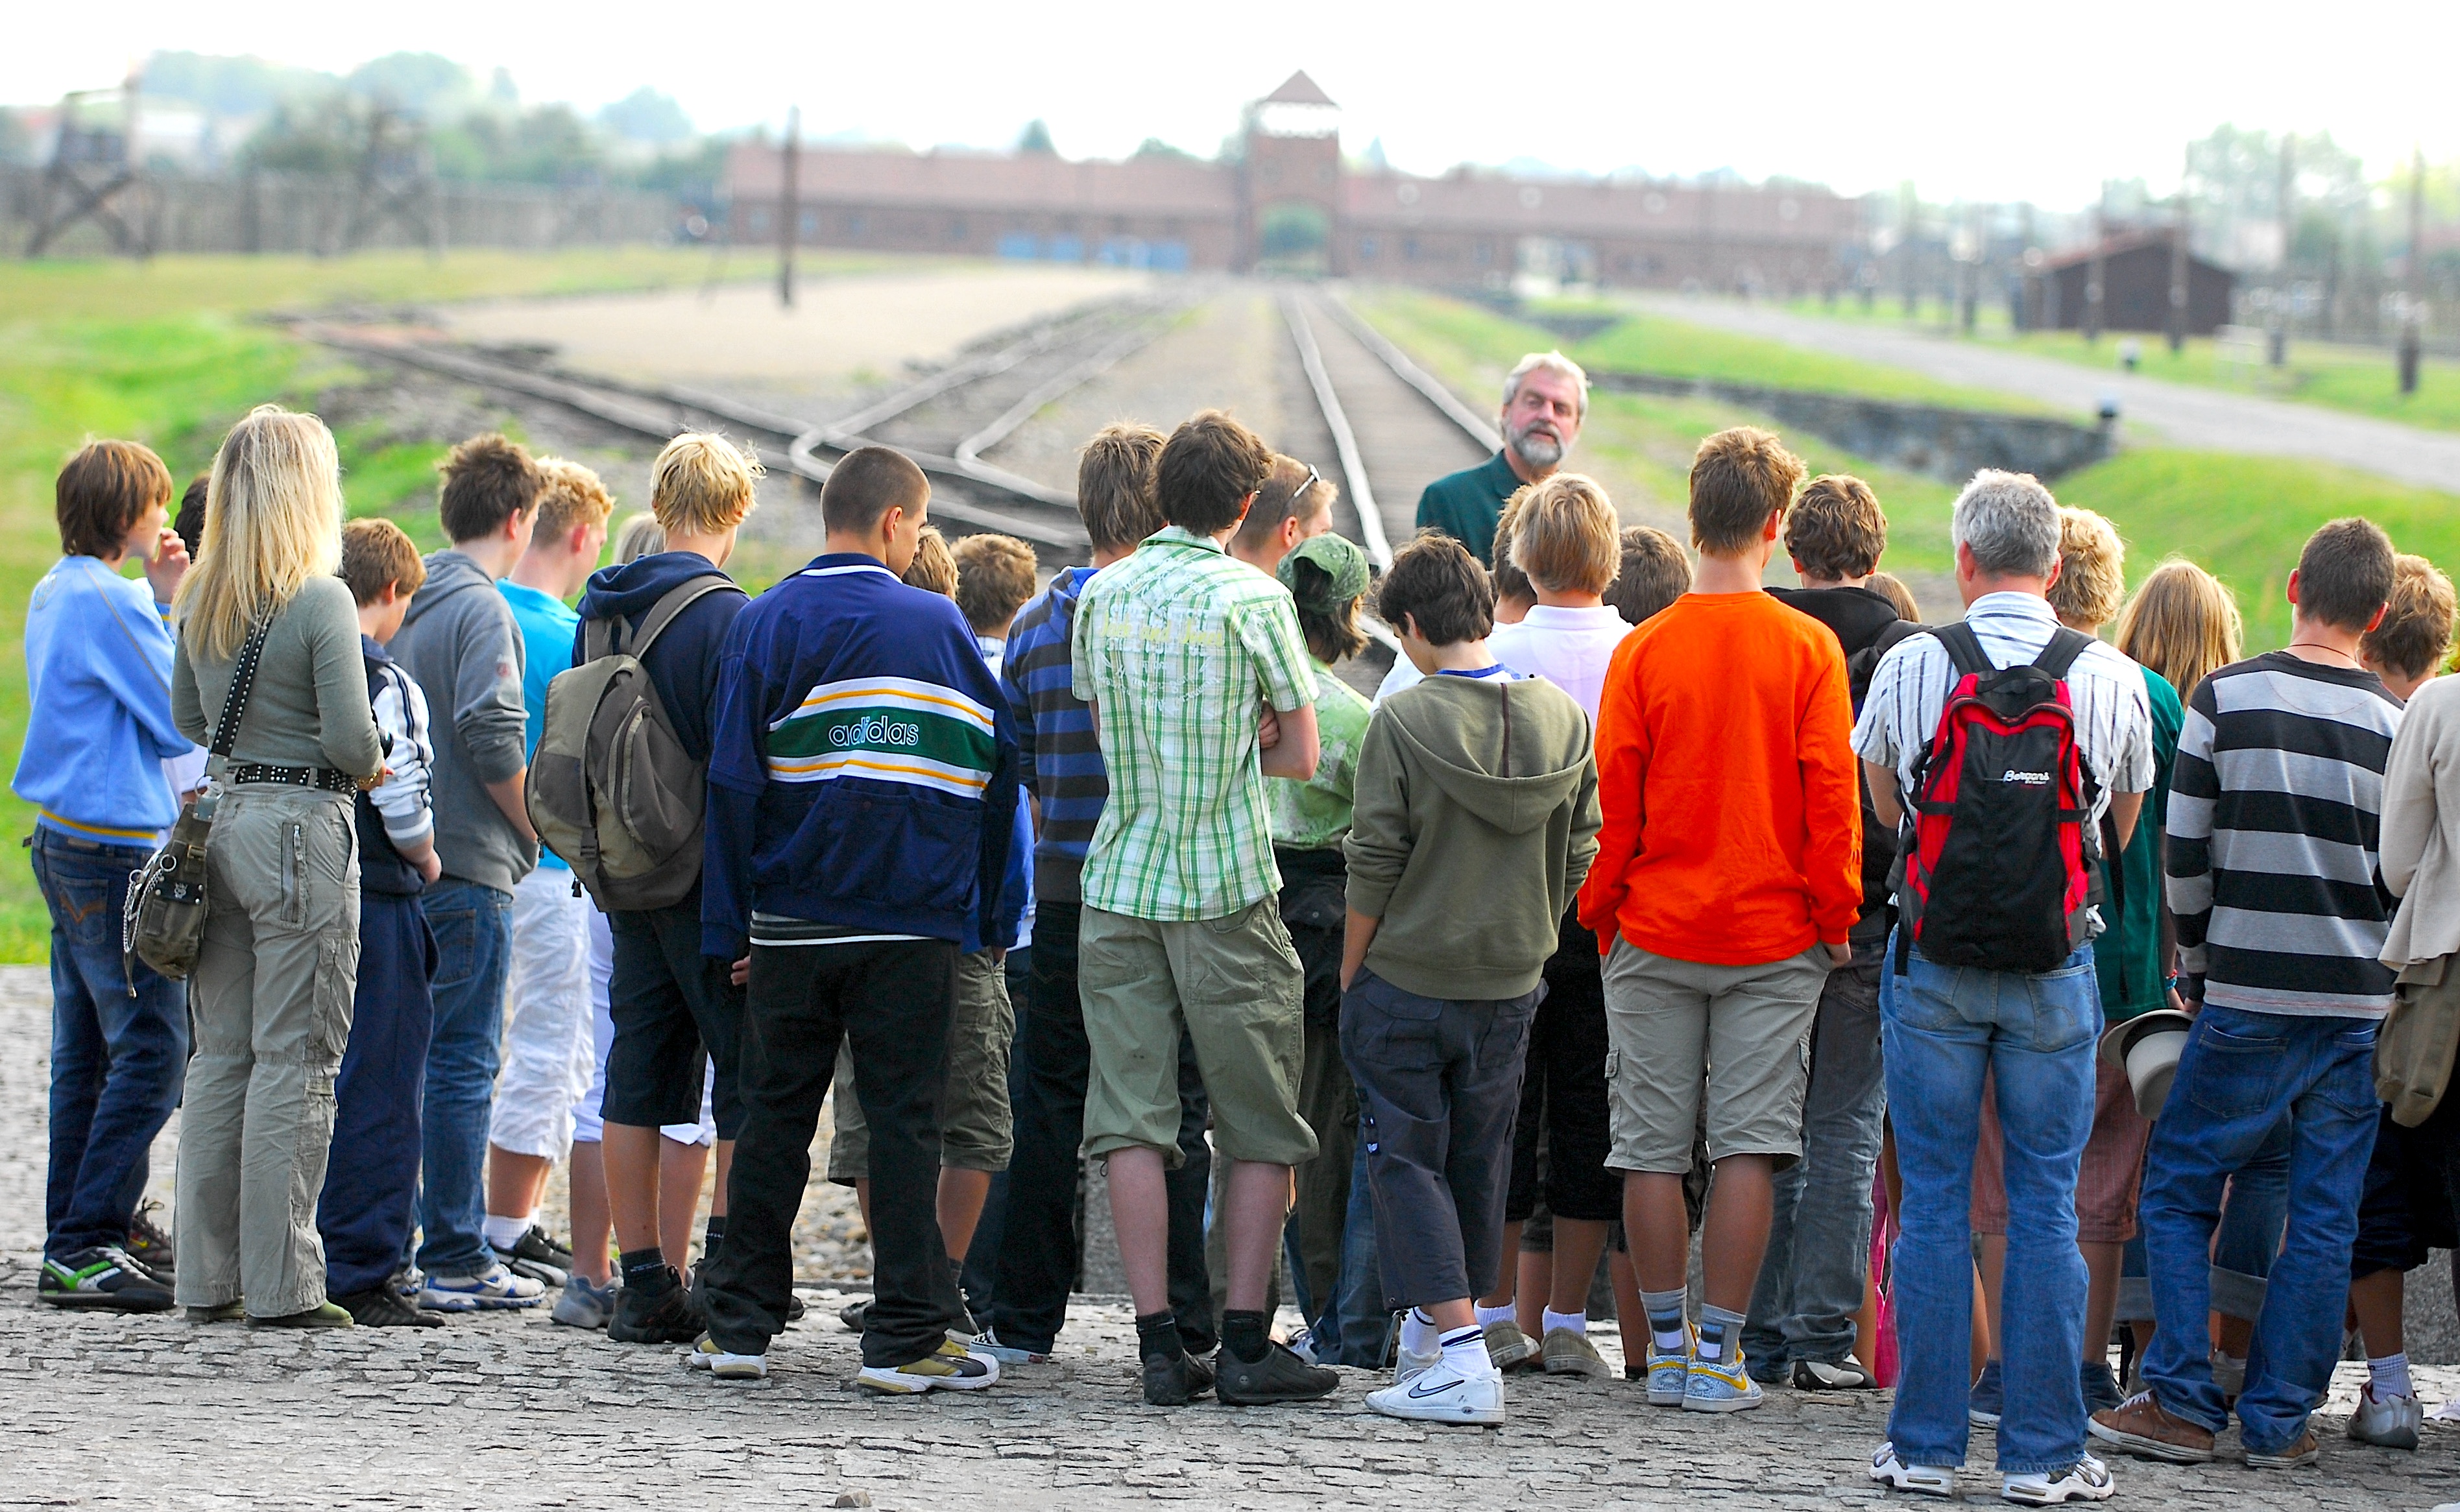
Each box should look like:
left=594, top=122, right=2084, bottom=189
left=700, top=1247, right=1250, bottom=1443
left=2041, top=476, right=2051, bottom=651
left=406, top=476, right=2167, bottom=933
left=1635, top=296, right=2460, bottom=494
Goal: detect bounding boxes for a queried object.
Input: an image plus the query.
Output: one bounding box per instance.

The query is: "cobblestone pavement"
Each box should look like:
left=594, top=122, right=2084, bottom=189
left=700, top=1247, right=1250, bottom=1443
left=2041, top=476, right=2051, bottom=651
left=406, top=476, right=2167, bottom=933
left=12, top=985, right=2460, bottom=1508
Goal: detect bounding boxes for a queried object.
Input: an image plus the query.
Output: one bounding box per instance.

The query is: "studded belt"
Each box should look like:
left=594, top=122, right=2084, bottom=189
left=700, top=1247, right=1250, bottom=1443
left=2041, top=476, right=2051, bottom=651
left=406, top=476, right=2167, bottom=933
left=227, top=763, right=358, bottom=794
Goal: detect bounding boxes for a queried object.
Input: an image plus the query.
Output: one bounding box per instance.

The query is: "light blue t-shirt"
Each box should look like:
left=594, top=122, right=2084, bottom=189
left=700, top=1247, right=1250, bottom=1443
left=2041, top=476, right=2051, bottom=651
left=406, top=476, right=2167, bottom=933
left=500, top=579, right=580, bottom=871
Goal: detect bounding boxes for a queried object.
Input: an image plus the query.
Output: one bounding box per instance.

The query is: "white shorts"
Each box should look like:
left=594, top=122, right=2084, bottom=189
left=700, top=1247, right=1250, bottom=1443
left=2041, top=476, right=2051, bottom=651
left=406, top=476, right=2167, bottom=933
left=487, top=867, right=598, bottom=1158
left=573, top=905, right=714, bottom=1149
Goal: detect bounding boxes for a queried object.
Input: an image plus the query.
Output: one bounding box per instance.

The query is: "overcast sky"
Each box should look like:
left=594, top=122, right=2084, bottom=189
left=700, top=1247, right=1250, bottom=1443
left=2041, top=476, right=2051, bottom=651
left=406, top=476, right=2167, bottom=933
left=10, top=0, right=2455, bottom=207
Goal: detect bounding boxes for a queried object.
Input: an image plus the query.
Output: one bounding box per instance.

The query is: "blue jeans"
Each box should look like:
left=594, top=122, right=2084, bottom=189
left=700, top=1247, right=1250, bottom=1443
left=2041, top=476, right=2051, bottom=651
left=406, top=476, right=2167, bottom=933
left=319, top=892, right=435, bottom=1296
left=2117, top=1117, right=2290, bottom=1325
left=415, top=880, right=512, bottom=1277
left=35, top=828, right=188, bottom=1258
left=1883, top=934, right=2099, bottom=1475
left=1746, top=940, right=1886, bottom=1373
left=1313, top=1129, right=1388, bottom=1367
left=2138, top=1006, right=2379, bottom=1454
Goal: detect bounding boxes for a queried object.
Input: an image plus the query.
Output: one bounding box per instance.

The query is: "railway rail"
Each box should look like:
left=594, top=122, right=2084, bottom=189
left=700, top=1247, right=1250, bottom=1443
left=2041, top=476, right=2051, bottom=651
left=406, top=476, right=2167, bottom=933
left=308, top=283, right=1501, bottom=595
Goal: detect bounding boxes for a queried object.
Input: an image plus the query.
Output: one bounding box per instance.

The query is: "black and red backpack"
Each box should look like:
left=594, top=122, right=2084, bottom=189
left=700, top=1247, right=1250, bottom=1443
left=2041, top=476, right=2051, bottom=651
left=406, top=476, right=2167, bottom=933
left=1894, top=622, right=2103, bottom=975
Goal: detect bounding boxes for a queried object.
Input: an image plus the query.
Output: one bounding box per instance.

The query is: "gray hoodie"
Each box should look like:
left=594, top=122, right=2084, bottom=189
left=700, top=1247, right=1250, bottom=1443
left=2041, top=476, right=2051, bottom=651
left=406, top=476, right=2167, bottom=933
left=388, top=549, right=537, bottom=895
left=1345, top=671, right=1599, bottom=1000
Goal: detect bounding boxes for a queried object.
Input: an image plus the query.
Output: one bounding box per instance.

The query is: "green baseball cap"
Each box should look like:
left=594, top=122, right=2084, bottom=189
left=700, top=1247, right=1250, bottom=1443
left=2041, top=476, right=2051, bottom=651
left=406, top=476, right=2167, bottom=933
left=1277, top=532, right=1371, bottom=614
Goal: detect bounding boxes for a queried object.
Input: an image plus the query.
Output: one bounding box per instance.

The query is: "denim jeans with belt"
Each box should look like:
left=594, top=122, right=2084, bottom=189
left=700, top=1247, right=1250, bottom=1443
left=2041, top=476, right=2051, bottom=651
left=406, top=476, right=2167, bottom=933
left=1882, top=934, right=2099, bottom=1476
left=2137, top=1005, right=2380, bottom=1455
left=415, top=878, right=512, bottom=1278
left=34, top=828, right=188, bottom=1258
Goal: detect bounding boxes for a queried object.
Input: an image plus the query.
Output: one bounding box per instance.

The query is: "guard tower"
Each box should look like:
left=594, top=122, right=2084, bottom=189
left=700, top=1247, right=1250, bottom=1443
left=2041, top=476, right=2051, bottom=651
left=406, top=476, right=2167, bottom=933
left=23, top=82, right=152, bottom=258
left=343, top=107, right=443, bottom=256
left=1238, top=71, right=1343, bottom=274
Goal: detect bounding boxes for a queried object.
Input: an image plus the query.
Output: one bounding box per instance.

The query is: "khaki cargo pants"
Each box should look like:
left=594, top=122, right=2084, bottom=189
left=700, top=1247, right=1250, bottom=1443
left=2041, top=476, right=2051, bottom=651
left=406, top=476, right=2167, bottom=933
left=173, top=786, right=361, bottom=1317
left=828, top=946, right=1015, bottom=1181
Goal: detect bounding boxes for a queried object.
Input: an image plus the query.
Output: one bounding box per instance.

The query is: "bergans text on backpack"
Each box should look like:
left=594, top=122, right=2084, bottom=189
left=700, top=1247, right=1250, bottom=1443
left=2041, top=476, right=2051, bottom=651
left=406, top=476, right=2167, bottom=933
left=1894, top=622, right=2102, bottom=975
left=529, top=576, right=743, bottom=911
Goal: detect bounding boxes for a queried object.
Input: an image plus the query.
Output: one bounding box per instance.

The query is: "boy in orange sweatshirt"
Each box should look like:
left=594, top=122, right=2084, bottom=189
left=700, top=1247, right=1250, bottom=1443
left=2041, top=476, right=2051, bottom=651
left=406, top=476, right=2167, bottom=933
left=1578, top=426, right=1861, bottom=1414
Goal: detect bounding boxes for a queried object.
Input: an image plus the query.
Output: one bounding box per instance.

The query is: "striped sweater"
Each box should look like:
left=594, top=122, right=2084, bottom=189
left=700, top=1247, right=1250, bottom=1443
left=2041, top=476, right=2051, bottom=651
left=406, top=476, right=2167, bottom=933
left=2167, top=651, right=2405, bottom=1018
left=701, top=554, right=1020, bottom=956
left=1000, top=566, right=1105, bottom=903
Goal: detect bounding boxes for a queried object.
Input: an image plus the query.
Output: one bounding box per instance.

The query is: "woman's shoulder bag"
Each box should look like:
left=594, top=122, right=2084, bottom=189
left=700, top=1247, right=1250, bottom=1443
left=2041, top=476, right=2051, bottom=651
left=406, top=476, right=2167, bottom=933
left=123, top=619, right=272, bottom=981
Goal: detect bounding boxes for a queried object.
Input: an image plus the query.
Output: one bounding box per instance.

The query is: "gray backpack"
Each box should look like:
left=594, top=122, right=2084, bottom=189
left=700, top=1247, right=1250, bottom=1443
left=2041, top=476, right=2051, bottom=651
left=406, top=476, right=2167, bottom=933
left=528, top=576, right=742, bottom=911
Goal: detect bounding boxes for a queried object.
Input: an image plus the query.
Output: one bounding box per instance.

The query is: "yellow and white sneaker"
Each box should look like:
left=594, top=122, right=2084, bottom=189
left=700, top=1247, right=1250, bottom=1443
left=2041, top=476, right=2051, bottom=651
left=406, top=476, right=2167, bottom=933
left=684, top=1332, right=768, bottom=1380
left=856, top=1337, right=1000, bottom=1395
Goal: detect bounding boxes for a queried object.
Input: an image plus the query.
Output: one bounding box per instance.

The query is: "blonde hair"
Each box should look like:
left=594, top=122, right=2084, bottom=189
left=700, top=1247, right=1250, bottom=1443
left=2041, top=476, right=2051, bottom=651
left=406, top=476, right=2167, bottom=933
left=2047, top=507, right=2126, bottom=630
left=902, top=525, right=958, bottom=597
left=2116, top=558, right=2243, bottom=707
left=534, top=457, right=614, bottom=540
left=175, top=405, right=345, bottom=660
left=1509, top=473, right=1621, bottom=595
left=2361, top=554, right=2458, bottom=682
left=612, top=510, right=665, bottom=564
left=650, top=433, right=761, bottom=537
left=1869, top=571, right=1922, bottom=622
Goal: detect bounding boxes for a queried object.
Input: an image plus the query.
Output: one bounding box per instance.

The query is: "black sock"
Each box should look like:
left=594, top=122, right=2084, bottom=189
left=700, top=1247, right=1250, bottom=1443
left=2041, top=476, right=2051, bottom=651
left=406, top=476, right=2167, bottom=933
left=620, top=1248, right=673, bottom=1295
left=703, top=1216, right=727, bottom=1258
left=1135, top=1310, right=1185, bottom=1363
left=1222, top=1308, right=1270, bottom=1365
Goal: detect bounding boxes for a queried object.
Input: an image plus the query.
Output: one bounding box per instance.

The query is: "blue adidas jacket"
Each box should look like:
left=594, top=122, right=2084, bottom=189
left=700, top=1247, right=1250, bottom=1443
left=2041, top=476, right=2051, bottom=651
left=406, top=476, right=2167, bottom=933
left=701, top=553, right=1020, bottom=958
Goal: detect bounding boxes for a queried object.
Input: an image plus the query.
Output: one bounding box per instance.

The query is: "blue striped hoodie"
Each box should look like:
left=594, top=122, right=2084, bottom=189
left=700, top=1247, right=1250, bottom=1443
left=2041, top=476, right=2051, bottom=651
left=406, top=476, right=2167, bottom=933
left=701, top=553, right=1020, bottom=957
left=1000, top=566, right=1107, bottom=902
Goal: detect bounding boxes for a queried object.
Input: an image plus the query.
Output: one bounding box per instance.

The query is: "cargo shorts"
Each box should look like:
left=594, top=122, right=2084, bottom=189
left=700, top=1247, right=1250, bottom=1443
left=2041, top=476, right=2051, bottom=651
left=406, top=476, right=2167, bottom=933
left=1079, top=898, right=1316, bottom=1169
left=1601, top=937, right=1827, bottom=1174
left=828, top=946, right=1015, bottom=1181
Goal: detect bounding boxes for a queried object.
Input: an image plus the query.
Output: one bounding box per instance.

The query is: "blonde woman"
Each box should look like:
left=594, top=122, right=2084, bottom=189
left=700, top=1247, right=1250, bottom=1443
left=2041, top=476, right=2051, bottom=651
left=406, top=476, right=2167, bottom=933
left=169, top=406, right=383, bottom=1328
left=2114, top=559, right=2244, bottom=710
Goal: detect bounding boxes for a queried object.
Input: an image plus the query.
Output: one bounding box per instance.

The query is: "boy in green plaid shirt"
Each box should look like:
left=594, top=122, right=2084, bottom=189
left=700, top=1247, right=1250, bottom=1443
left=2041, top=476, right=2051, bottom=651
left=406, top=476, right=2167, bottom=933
left=1071, top=410, right=1334, bottom=1408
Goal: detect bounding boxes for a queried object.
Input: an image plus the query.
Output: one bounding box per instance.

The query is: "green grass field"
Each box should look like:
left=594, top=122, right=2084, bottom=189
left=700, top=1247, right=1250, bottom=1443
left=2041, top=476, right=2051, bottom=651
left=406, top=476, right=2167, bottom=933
left=0, top=246, right=857, bottom=960
left=1772, top=294, right=2460, bottom=435
left=1353, top=287, right=2460, bottom=653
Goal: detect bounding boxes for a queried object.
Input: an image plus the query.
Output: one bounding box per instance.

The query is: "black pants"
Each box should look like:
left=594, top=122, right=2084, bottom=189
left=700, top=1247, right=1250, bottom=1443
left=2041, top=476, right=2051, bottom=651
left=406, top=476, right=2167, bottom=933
left=702, top=938, right=965, bottom=1365
left=993, top=898, right=1214, bottom=1354
left=1344, top=968, right=1541, bottom=1310
left=1505, top=912, right=1621, bottom=1223
left=603, top=892, right=746, bottom=1137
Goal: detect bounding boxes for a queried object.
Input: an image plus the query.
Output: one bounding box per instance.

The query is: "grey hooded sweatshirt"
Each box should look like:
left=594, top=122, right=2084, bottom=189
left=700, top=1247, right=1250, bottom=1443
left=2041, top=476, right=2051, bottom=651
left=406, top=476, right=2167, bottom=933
left=387, top=549, right=537, bottom=896
left=1344, top=671, right=1600, bottom=1000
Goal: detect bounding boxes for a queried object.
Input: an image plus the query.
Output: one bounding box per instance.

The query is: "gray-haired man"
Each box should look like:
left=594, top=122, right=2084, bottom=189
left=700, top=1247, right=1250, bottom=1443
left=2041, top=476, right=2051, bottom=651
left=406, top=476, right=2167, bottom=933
left=1414, top=352, right=1586, bottom=566
left=1853, top=471, right=2152, bottom=1506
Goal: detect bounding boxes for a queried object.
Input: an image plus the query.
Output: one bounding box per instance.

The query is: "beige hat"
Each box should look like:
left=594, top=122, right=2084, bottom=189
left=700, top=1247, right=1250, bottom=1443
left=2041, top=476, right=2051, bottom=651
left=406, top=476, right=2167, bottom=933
left=2099, top=1009, right=2195, bottom=1120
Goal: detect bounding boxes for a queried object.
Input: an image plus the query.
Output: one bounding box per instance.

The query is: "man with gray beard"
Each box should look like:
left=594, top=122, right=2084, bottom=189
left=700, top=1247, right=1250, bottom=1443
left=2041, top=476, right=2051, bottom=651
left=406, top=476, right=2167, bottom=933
left=1414, top=352, right=1588, bottom=566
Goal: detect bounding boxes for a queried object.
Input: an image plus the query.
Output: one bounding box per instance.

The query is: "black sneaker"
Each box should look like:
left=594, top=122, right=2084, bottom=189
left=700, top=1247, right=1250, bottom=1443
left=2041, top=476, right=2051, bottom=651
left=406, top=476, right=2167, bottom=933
left=334, top=1286, right=448, bottom=1328
left=1143, top=1349, right=1218, bottom=1406
left=608, top=1271, right=703, bottom=1343
left=38, top=1245, right=173, bottom=1312
left=505, top=1226, right=573, bottom=1288
left=1216, top=1341, right=1339, bottom=1406
left=125, top=1202, right=175, bottom=1277
left=839, top=1297, right=871, bottom=1333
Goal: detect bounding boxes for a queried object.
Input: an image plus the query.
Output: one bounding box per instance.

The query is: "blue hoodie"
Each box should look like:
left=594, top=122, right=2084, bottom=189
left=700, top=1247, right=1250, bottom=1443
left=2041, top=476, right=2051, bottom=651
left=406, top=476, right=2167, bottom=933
left=572, top=550, right=749, bottom=765
left=16, top=556, right=194, bottom=840
left=701, top=553, right=1019, bottom=957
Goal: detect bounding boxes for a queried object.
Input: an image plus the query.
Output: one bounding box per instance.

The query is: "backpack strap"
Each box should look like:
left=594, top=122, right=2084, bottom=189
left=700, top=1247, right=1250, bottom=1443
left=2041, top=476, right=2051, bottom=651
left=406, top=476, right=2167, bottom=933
left=623, top=576, right=745, bottom=662
left=581, top=615, right=614, bottom=664
left=1932, top=621, right=1992, bottom=680
left=2032, top=627, right=2096, bottom=681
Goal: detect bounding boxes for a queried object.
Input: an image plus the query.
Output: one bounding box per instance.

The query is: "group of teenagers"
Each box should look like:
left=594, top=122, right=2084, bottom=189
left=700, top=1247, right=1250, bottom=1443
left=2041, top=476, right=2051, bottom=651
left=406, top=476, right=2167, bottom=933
left=22, top=345, right=2460, bottom=1506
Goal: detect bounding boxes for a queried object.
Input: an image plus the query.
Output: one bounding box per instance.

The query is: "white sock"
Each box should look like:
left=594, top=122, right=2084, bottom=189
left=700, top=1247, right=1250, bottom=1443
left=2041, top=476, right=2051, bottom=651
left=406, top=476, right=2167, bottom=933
left=1475, top=1302, right=1517, bottom=1331
left=1399, top=1307, right=1440, bottom=1357
left=1440, top=1325, right=1497, bottom=1379
left=2369, top=1352, right=2413, bottom=1402
left=481, top=1213, right=529, bottom=1253
left=1542, top=1308, right=1587, bottom=1339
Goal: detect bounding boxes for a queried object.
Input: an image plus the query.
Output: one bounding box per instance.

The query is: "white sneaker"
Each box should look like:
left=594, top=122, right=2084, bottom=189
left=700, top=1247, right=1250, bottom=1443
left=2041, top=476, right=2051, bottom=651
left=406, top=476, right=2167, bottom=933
left=684, top=1333, right=768, bottom=1380
left=418, top=1262, right=545, bottom=1312
left=1869, top=1442, right=1957, bottom=1497
left=2349, top=1388, right=2423, bottom=1450
left=2001, top=1455, right=2115, bottom=1506
left=1365, top=1360, right=1506, bottom=1426
left=1393, top=1336, right=1444, bottom=1386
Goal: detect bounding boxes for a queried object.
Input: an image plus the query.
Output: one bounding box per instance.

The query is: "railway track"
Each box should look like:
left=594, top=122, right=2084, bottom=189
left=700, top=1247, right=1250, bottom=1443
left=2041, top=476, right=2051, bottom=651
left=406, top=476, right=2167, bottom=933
left=305, top=291, right=1192, bottom=562
left=308, top=283, right=1499, bottom=594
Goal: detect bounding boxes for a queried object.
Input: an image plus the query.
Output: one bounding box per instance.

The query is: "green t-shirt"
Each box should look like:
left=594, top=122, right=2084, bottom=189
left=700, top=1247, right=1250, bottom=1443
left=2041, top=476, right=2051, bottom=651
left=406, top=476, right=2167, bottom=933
left=1268, top=659, right=1373, bottom=850
left=2097, top=666, right=2186, bottom=1021
left=1414, top=451, right=1523, bottom=566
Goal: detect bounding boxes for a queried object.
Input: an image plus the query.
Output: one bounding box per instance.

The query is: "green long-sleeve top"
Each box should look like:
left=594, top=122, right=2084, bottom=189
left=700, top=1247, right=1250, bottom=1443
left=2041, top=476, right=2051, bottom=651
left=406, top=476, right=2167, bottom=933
left=173, top=575, right=383, bottom=780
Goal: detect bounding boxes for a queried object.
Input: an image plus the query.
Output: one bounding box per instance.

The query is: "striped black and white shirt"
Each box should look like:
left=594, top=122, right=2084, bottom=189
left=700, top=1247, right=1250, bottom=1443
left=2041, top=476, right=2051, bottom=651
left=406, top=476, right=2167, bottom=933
left=2167, top=652, right=2406, bottom=1018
